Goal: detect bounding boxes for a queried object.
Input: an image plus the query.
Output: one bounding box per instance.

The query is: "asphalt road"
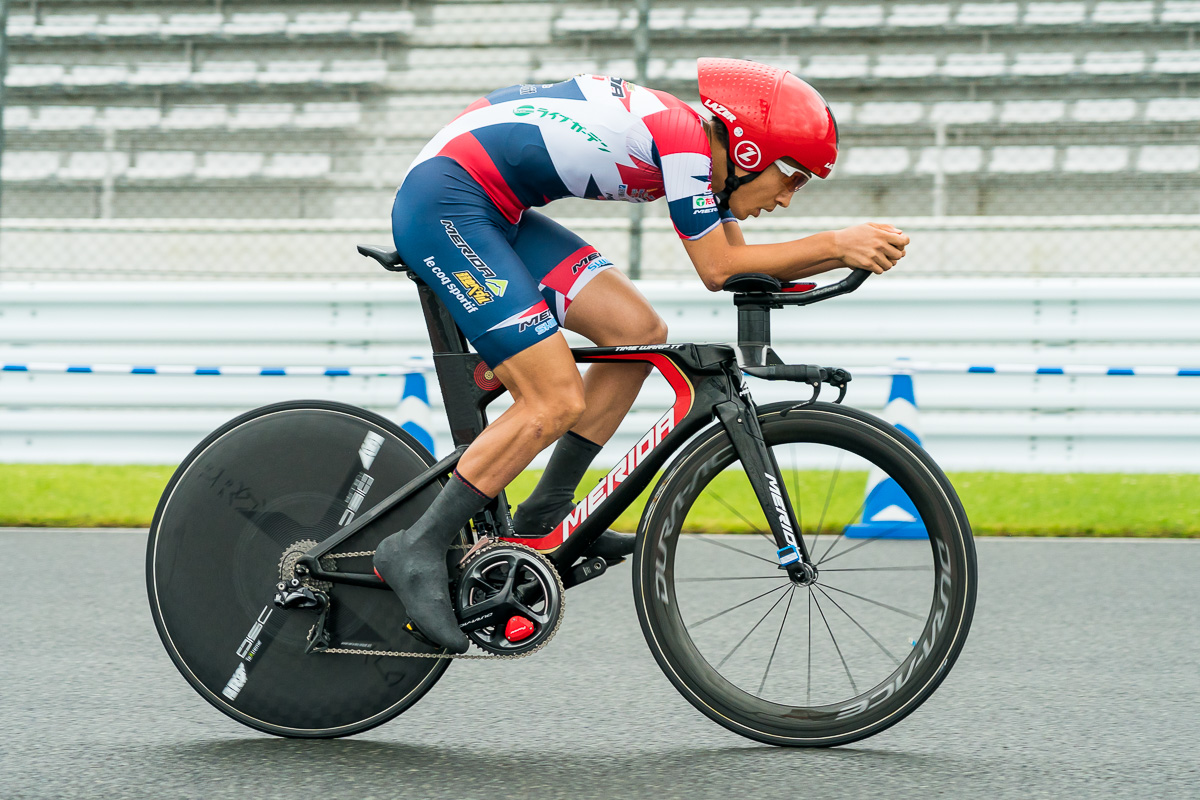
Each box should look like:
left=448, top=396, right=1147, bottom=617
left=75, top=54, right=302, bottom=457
left=2, top=530, right=1197, bottom=800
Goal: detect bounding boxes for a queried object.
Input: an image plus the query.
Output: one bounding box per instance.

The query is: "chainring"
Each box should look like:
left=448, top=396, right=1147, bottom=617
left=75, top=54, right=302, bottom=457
left=455, top=542, right=565, bottom=656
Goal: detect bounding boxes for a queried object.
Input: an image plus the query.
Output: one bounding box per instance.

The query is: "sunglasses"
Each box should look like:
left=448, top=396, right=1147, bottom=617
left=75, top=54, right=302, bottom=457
left=774, top=159, right=812, bottom=192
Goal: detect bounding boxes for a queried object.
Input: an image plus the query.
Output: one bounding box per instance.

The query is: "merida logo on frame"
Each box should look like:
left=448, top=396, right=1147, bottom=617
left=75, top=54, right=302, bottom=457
left=559, top=410, right=676, bottom=542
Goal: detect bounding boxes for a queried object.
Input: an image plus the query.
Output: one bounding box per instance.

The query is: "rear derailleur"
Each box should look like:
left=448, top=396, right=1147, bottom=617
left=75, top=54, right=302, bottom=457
left=273, top=579, right=332, bottom=654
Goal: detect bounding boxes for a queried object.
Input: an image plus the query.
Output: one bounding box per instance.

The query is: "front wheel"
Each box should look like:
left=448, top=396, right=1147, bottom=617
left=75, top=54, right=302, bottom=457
left=633, top=402, right=976, bottom=747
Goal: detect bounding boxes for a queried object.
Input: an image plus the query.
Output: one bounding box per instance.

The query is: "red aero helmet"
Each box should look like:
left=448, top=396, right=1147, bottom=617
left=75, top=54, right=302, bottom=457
left=697, top=57, right=839, bottom=179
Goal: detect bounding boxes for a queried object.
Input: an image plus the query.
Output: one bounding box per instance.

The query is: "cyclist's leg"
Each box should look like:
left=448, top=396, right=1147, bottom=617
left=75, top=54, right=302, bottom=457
left=457, top=334, right=584, bottom=494
left=561, top=268, right=668, bottom=444
left=378, top=162, right=585, bottom=650
left=508, top=212, right=665, bottom=550
left=511, top=210, right=668, bottom=447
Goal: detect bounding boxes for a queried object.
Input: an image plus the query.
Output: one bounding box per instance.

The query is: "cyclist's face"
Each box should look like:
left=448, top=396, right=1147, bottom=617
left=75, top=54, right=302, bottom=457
left=729, top=158, right=809, bottom=221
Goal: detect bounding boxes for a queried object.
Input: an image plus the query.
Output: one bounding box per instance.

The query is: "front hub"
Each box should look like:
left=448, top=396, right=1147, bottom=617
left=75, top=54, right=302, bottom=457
left=790, top=561, right=818, bottom=586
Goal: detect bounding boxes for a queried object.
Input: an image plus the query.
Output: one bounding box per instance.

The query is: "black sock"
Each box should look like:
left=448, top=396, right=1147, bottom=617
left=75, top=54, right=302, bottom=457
left=373, top=469, right=493, bottom=652
left=513, top=431, right=602, bottom=537
left=406, top=469, right=492, bottom=550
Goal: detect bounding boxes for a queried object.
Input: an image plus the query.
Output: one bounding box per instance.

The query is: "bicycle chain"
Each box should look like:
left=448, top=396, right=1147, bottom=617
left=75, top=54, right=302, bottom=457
left=309, top=542, right=565, bottom=660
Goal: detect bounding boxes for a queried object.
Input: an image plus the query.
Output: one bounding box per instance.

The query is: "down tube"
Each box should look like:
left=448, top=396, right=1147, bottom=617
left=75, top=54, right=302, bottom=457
left=500, top=350, right=721, bottom=569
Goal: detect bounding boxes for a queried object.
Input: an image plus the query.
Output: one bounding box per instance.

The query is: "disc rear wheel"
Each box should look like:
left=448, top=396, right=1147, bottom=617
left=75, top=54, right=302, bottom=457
left=146, top=400, right=457, bottom=738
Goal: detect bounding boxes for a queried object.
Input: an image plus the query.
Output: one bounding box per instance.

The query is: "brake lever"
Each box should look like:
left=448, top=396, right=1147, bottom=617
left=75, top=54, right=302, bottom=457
left=781, top=367, right=853, bottom=415
left=782, top=378, right=822, bottom=415
left=827, top=368, right=852, bottom=404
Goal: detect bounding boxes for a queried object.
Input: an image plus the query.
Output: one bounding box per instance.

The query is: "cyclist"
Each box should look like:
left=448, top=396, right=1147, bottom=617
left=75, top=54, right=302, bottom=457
left=375, top=57, right=909, bottom=652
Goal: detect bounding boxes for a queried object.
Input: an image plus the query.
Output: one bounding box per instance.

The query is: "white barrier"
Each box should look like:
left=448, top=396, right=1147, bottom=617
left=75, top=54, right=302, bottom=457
left=3, top=278, right=1200, bottom=471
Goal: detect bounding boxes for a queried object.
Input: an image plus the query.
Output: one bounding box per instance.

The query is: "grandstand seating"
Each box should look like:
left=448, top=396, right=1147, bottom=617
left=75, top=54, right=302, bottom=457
left=4, top=142, right=1192, bottom=185
left=1137, top=145, right=1200, bottom=171
left=4, top=0, right=1199, bottom=220
left=0, top=150, right=335, bottom=183
left=6, top=8, right=415, bottom=41
left=915, top=146, right=984, bottom=174
left=13, top=48, right=1200, bottom=96
left=548, top=1, right=1200, bottom=36
left=59, top=151, right=128, bottom=181
left=1, top=152, right=61, bottom=182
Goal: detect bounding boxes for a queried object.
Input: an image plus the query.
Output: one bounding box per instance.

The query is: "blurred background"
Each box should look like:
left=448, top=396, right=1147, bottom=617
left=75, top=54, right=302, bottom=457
left=4, top=0, right=1200, bottom=278
left=2, top=0, right=1199, bottom=508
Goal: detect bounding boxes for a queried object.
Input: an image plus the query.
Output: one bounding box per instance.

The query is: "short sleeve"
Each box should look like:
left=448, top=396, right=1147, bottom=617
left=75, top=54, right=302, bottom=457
left=644, top=107, right=722, bottom=241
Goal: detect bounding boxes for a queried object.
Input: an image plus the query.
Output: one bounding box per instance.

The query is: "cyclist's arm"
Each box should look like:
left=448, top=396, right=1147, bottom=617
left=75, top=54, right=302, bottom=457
left=721, top=218, right=746, bottom=247
left=683, top=226, right=838, bottom=291
left=685, top=223, right=906, bottom=291
left=720, top=218, right=845, bottom=278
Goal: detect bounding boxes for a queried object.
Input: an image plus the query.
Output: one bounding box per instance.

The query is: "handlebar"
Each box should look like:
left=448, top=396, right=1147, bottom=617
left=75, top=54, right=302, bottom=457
left=728, top=268, right=871, bottom=308
left=731, top=269, right=872, bottom=368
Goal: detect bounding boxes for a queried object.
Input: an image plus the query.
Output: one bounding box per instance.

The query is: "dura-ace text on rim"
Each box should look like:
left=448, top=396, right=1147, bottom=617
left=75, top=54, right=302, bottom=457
left=633, top=402, right=976, bottom=747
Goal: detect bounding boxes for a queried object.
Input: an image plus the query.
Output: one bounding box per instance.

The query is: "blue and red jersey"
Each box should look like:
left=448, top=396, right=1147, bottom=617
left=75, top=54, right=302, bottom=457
left=406, top=75, right=735, bottom=241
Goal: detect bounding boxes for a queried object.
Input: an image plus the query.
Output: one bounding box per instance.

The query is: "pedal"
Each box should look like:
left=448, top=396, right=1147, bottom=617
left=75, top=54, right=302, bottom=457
left=570, top=556, right=608, bottom=586
left=404, top=619, right=439, bottom=649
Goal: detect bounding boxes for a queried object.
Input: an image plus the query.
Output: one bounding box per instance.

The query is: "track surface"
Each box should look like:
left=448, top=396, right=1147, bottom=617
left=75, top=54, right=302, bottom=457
left=2, top=530, right=1197, bottom=799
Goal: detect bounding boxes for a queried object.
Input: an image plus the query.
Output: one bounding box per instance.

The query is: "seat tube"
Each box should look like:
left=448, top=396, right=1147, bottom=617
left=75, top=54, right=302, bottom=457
left=713, top=399, right=812, bottom=572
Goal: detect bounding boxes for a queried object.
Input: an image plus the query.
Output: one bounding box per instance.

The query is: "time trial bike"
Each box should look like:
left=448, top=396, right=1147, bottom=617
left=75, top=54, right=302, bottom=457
left=146, top=245, right=976, bottom=747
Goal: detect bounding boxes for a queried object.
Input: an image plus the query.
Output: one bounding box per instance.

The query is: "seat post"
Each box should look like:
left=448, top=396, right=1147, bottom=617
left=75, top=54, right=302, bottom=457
left=411, top=277, right=470, bottom=356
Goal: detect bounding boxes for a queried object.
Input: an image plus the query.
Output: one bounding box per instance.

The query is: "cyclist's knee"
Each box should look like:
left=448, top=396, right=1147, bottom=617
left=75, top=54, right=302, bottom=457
left=625, top=315, right=668, bottom=379
left=646, top=315, right=669, bottom=345
left=525, top=386, right=585, bottom=441
left=627, top=311, right=668, bottom=346
left=552, top=385, right=588, bottom=430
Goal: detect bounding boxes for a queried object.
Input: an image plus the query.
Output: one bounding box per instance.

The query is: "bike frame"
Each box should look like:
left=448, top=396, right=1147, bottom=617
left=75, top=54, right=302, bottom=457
left=302, top=259, right=866, bottom=589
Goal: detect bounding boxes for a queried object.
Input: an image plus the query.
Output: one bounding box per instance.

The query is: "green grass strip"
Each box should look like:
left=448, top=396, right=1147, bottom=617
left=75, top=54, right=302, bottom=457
left=1, top=464, right=1197, bottom=537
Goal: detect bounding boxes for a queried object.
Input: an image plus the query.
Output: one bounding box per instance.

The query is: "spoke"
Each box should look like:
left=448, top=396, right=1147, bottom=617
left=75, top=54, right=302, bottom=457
left=806, top=588, right=813, bottom=706
left=758, top=586, right=796, bottom=696
left=812, top=587, right=858, bottom=696
left=814, top=584, right=902, bottom=667
left=818, top=582, right=926, bottom=622
left=716, top=586, right=792, bottom=669
left=817, top=484, right=871, bottom=564
left=683, top=534, right=777, bottom=566
left=814, top=452, right=845, bottom=541
left=677, top=575, right=790, bottom=583
left=819, top=520, right=921, bottom=566
left=820, top=565, right=931, bottom=573
left=707, top=489, right=776, bottom=546
left=689, top=583, right=790, bottom=629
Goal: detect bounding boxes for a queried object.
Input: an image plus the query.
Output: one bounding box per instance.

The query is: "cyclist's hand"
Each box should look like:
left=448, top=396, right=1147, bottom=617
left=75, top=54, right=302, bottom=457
left=834, top=223, right=910, bottom=274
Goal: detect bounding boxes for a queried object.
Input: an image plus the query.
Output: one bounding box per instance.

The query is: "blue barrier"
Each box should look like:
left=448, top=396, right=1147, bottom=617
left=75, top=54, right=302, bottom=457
left=1, top=359, right=433, bottom=376
left=852, top=361, right=1200, bottom=377
left=0, top=359, right=438, bottom=456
